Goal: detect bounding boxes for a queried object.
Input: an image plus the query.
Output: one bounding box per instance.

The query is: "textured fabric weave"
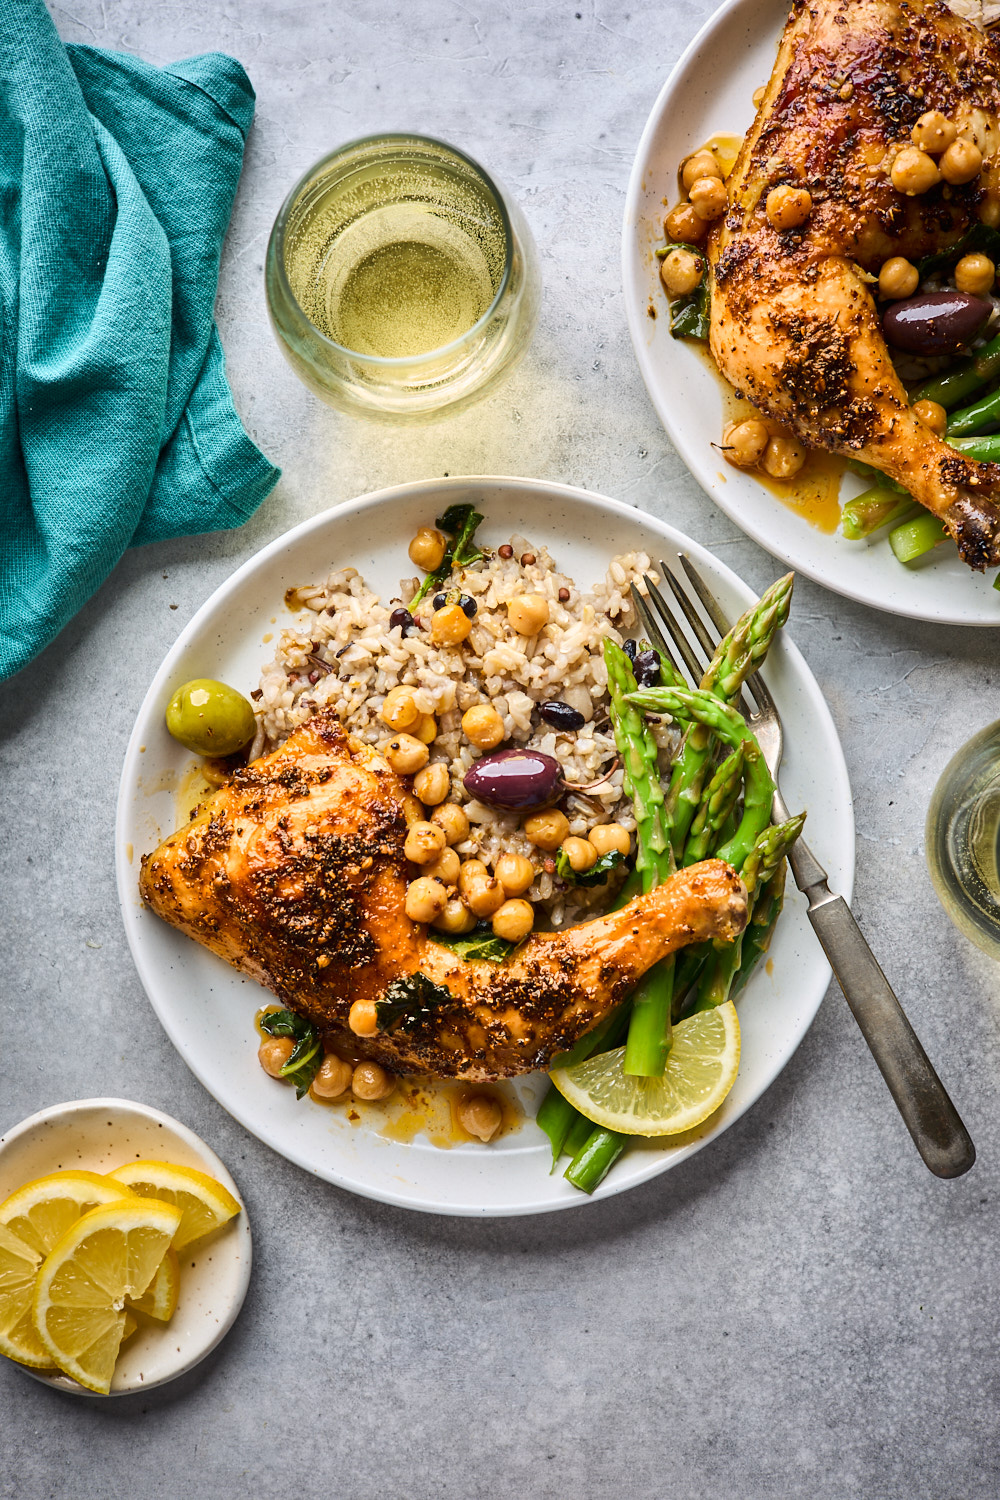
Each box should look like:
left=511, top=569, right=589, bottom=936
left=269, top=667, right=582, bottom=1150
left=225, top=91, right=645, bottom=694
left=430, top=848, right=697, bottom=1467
left=0, top=0, right=280, bottom=680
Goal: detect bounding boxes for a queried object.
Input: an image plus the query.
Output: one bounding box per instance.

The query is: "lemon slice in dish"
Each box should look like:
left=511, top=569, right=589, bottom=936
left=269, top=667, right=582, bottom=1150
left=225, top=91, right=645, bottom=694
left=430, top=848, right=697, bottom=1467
left=0, top=1223, right=46, bottom=1368
left=32, top=1198, right=182, bottom=1394
left=127, top=1246, right=179, bottom=1322
left=0, top=1170, right=136, bottom=1258
left=106, top=1162, right=240, bottom=1249
left=0, top=1171, right=137, bottom=1369
left=549, top=1001, right=741, bottom=1137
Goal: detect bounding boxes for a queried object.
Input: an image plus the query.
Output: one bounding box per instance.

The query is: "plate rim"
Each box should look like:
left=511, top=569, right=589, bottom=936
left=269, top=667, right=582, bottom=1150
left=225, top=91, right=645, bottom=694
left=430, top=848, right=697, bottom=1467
left=621, top=0, right=1000, bottom=628
left=115, top=474, right=855, bottom=1216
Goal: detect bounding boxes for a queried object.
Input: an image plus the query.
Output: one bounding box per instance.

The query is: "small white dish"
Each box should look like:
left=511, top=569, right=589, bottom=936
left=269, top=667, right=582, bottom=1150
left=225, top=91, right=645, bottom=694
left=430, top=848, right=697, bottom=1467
left=0, top=1099, right=252, bottom=1397
left=115, top=475, right=854, bottom=1216
left=622, top=0, right=1000, bottom=626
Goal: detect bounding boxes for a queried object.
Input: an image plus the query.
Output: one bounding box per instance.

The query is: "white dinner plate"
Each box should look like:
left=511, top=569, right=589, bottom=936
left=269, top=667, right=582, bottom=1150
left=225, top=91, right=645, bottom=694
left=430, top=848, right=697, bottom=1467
left=623, top=0, right=1000, bottom=626
left=116, top=477, right=854, bottom=1216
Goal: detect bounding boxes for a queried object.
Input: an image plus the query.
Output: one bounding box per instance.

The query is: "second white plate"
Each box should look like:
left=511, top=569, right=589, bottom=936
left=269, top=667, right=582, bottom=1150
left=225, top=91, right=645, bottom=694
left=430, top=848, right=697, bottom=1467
left=623, top=0, right=1000, bottom=626
left=116, top=476, right=854, bottom=1216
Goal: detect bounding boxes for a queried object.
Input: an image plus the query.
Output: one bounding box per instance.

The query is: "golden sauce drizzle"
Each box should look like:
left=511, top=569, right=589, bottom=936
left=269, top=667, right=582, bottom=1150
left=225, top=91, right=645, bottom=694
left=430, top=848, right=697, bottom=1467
left=717, top=383, right=845, bottom=534
left=177, top=762, right=215, bottom=824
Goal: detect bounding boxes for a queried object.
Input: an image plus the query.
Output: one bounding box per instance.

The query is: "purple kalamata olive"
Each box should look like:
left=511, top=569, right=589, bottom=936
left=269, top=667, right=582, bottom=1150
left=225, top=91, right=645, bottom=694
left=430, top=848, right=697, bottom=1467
left=463, top=746, right=622, bottom=811
left=633, top=649, right=660, bottom=687
left=539, top=700, right=586, bottom=731
left=464, top=749, right=563, bottom=810
left=882, top=291, right=992, bottom=356
left=389, top=607, right=414, bottom=635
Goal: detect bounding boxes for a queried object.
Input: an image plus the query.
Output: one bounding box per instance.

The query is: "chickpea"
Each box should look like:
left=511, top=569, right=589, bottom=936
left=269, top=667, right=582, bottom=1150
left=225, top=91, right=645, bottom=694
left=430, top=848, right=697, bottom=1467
left=408, top=527, right=447, bottom=571
left=431, top=603, right=474, bottom=646
left=433, top=896, right=477, bottom=934
left=458, top=859, right=506, bottom=917
left=507, top=593, right=550, bottom=637
left=722, top=417, right=770, bottom=469
left=348, top=999, right=379, bottom=1037
left=940, top=137, right=982, bottom=185
left=413, top=713, right=438, bottom=744
left=258, top=1035, right=294, bottom=1079
left=765, top=184, right=812, bottom=230
left=523, top=808, right=570, bottom=850
left=891, top=146, right=940, bottom=195
left=432, top=802, right=470, bottom=845
left=762, top=435, right=807, bottom=480
left=589, top=822, right=631, bottom=857
left=659, top=248, right=704, bottom=297
left=458, top=1093, right=503, bottom=1143
left=878, top=256, right=920, bottom=300
left=380, top=684, right=420, bottom=732
left=414, top=761, right=450, bottom=806
left=681, top=151, right=722, bottom=192
left=561, top=836, right=598, bottom=873
left=981, top=193, right=1000, bottom=230
left=911, top=110, right=957, bottom=155
left=352, top=1061, right=395, bottom=1102
left=309, top=1053, right=353, bottom=1100
left=384, top=733, right=429, bottom=775
left=689, top=175, right=727, bottom=221
left=913, top=398, right=948, bottom=436
left=492, top=898, right=535, bottom=943
left=664, top=203, right=707, bottom=244
left=462, top=703, right=505, bottom=750
left=404, top=875, right=448, bottom=923
left=495, top=851, right=535, bottom=896
left=404, top=820, right=448, bottom=864
left=955, top=252, right=995, bottom=296
left=425, top=846, right=460, bottom=885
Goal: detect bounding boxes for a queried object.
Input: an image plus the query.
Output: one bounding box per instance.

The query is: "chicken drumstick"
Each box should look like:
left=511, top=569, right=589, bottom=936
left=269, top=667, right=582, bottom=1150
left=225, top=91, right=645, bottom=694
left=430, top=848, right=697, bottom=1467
left=140, top=711, right=747, bottom=1080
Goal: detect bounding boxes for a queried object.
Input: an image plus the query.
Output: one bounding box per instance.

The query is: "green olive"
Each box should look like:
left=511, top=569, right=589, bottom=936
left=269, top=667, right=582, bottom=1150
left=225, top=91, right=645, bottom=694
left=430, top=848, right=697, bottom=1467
left=165, top=679, right=256, bottom=756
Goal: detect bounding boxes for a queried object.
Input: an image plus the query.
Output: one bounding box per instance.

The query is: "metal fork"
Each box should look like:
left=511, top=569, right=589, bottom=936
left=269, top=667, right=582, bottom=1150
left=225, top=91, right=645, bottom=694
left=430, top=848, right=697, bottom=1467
left=630, top=554, right=975, bottom=1180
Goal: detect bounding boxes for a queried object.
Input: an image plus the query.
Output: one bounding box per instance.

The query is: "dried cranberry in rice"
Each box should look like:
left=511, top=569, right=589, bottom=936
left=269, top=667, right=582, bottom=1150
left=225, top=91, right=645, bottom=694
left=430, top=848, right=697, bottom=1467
left=633, top=649, right=660, bottom=687
left=389, top=607, right=414, bottom=635
left=539, top=700, right=585, bottom=731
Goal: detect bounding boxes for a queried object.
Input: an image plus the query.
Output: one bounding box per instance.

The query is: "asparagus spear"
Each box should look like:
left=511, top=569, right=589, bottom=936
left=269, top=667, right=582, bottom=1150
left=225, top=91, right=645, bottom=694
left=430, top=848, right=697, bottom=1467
left=841, top=488, right=918, bottom=540
left=946, top=384, right=1000, bottom=437
left=690, top=816, right=805, bottom=1014
left=604, top=638, right=677, bottom=1079
left=731, top=860, right=787, bottom=1000
left=629, top=688, right=776, bottom=874
left=913, top=333, right=1000, bottom=409
left=664, top=574, right=792, bottom=855
left=682, top=745, right=744, bottom=866
left=889, top=513, right=949, bottom=563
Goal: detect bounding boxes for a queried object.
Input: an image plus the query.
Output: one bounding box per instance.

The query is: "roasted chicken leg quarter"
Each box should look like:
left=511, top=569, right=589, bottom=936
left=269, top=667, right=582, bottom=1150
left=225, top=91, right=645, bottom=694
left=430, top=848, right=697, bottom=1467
left=139, top=711, right=748, bottom=1081
left=710, top=0, right=1000, bottom=567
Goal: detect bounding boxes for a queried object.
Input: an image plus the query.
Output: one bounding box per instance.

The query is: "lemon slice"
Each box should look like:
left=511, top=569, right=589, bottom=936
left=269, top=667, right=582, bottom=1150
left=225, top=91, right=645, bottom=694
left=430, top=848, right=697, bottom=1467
left=106, top=1162, right=240, bottom=1249
left=0, top=1223, right=46, bottom=1368
left=0, top=1171, right=136, bottom=1258
left=32, top=1198, right=182, bottom=1394
left=549, top=1001, right=741, bottom=1137
left=0, top=1172, right=137, bottom=1368
left=127, top=1246, right=179, bottom=1322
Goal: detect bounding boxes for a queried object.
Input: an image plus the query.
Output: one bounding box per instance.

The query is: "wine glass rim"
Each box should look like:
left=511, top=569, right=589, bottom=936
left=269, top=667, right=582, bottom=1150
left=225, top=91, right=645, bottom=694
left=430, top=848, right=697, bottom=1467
left=267, top=132, right=516, bottom=367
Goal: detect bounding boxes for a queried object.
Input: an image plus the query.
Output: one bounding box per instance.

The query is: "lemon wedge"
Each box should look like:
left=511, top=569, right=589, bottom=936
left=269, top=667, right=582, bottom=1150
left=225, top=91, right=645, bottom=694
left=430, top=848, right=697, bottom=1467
left=106, top=1162, right=240, bottom=1249
left=127, top=1245, right=179, bottom=1323
left=32, top=1198, right=182, bottom=1394
left=0, top=1172, right=137, bottom=1368
left=0, top=1223, right=46, bottom=1368
left=0, top=1170, right=136, bottom=1258
left=549, top=1001, right=741, bottom=1137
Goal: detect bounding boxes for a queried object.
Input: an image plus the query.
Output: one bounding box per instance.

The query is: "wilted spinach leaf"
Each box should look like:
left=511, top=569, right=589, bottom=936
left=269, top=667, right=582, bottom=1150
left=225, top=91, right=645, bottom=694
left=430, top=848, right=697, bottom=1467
left=258, top=1008, right=323, bottom=1098
left=375, top=972, right=454, bottom=1033
left=432, top=922, right=516, bottom=962
left=555, top=848, right=627, bottom=887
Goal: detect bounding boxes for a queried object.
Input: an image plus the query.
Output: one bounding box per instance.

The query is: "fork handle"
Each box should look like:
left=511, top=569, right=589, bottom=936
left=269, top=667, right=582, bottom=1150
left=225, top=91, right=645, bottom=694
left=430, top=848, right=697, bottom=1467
left=779, top=825, right=976, bottom=1176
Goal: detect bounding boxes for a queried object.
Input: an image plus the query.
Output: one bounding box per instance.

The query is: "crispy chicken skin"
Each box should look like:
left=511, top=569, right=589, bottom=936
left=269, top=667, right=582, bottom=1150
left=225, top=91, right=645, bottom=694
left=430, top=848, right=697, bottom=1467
left=139, top=710, right=748, bottom=1081
left=710, top=0, right=1000, bottom=567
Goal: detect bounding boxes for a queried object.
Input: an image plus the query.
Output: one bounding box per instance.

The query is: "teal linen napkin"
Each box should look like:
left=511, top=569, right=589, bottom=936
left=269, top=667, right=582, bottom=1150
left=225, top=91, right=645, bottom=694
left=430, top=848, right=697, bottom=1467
left=0, top=0, right=280, bottom=680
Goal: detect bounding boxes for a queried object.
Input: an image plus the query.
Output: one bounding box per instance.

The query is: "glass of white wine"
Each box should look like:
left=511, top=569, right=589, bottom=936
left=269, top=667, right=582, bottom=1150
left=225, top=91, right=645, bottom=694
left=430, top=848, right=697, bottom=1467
left=926, top=721, right=1000, bottom=959
left=265, top=134, right=540, bottom=423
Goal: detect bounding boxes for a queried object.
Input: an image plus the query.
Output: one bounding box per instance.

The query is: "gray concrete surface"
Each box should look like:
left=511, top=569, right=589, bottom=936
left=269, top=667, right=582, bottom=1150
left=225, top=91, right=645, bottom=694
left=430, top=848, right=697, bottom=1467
left=2, top=1, right=999, bottom=1496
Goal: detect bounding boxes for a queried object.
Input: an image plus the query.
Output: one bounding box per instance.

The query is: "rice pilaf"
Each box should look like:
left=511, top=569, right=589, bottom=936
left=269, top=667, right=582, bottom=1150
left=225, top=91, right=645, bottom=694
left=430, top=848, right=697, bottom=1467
left=256, top=533, right=669, bottom=928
